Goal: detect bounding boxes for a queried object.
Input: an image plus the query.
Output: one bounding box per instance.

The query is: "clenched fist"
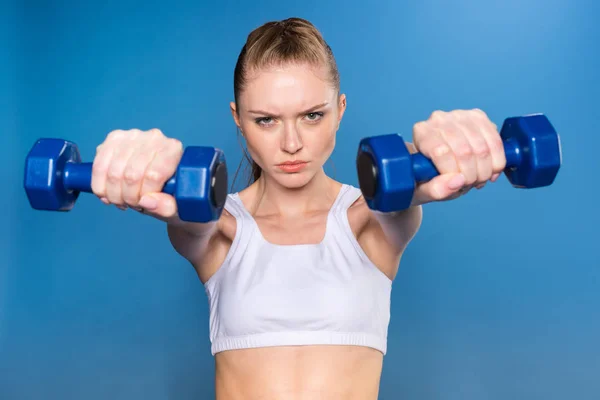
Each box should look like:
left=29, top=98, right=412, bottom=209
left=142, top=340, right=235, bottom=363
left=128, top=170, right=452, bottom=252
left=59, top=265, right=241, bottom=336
left=91, top=128, right=184, bottom=220
left=411, top=108, right=506, bottom=206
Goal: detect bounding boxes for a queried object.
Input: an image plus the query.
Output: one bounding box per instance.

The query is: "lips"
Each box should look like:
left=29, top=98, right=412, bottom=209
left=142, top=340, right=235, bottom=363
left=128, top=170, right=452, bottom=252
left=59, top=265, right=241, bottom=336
left=277, top=160, right=307, bottom=166
left=276, top=160, right=308, bottom=172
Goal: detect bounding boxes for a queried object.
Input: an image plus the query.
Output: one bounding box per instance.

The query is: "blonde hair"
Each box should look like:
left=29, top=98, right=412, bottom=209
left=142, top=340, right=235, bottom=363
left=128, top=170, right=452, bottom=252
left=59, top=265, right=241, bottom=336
left=232, top=17, right=340, bottom=186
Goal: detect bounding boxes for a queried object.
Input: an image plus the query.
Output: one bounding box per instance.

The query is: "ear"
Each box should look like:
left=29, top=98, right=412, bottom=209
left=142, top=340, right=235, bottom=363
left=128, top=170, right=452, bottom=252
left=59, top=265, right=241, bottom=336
left=337, top=93, right=347, bottom=128
left=230, top=101, right=242, bottom=129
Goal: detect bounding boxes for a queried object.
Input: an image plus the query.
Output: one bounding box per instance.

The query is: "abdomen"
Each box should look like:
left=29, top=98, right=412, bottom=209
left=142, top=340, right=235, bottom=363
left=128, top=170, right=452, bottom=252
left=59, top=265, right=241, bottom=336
left=214, top=345, right=383, bottom=400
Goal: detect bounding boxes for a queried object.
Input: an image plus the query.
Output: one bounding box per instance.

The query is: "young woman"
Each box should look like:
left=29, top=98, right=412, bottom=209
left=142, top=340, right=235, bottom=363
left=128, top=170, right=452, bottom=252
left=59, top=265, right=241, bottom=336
left=91, top=17, right=506, bottom=400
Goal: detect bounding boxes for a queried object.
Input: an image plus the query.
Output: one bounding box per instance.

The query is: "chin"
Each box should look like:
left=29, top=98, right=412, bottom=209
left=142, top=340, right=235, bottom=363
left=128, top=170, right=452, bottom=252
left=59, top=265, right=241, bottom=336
left=274, top=171, right=315, bottom=189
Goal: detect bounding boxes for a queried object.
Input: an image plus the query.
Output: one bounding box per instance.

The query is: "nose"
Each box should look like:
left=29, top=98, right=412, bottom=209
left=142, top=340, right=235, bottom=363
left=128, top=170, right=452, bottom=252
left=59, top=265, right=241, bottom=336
left=281, top=123, right=303, bottom=154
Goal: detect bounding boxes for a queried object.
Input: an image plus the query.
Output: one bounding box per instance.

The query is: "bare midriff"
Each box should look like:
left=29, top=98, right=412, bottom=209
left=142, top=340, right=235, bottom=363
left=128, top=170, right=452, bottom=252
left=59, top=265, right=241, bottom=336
left=214, top=345, right=384, bottom=400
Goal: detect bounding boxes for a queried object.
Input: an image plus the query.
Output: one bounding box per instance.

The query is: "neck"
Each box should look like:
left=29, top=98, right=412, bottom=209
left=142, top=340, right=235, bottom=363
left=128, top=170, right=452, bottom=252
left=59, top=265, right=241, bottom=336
left=251, top=169, right=339, bottom=218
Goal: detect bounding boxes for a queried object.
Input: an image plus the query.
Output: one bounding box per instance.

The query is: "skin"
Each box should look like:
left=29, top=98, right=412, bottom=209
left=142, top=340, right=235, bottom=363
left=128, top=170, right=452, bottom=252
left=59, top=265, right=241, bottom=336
left=90, top=62, right=506, bottom=399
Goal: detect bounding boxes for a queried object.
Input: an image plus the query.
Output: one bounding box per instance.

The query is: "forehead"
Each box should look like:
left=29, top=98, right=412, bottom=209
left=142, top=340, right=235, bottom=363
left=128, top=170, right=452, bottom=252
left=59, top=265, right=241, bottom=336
left=240, top=63, right=335, bottom=112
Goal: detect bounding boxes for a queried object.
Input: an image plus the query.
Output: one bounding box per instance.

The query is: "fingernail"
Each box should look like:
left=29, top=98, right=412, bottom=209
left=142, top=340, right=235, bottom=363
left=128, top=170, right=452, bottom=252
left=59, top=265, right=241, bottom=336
left=491, top=173, right=501, bottom=182
left=448, top=174, right=466, bottom=190
left=100, top=197, right=109, bottom=205
left=138, top=195, right=158, bottom=210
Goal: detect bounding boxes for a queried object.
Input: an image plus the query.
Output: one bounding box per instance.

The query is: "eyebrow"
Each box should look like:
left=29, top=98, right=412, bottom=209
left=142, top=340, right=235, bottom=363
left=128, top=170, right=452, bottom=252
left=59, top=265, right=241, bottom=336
left=247, top=102, right=329, bottom=116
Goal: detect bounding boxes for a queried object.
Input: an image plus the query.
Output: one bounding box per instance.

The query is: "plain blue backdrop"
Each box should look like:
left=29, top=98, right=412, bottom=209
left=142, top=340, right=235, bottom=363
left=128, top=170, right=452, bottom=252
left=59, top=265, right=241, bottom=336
left=2, top=0, right=599, bottom=399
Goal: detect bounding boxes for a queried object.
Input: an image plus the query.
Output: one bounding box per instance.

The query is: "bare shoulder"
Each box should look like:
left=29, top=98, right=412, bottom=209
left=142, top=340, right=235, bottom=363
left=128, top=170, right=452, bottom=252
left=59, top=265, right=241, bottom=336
left=217, top=207, right=237, bottom=242
left=346, top=194, right=372, bottom=237
left=346, top=192, right=416, bottom=281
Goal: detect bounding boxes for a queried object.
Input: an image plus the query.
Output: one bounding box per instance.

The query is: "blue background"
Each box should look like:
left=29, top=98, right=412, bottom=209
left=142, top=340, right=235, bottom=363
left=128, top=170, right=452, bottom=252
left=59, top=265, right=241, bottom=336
left=2, top=0, right=598, bottom=399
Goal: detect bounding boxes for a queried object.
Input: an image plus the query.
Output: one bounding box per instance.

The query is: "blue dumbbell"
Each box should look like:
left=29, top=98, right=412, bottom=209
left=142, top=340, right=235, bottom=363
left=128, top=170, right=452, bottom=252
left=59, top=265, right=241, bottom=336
left=24, top=138, right=228, bottom=222
left=356, top=113, right=562, bottom=212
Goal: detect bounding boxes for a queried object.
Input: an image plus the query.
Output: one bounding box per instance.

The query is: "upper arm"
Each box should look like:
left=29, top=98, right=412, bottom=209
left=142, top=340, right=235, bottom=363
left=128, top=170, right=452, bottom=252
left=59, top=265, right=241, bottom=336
left=354, top=204, right=423, bottom=281
left=166, top=211, right=236, bottom=284
left=351, top=141, right=423, bottom=280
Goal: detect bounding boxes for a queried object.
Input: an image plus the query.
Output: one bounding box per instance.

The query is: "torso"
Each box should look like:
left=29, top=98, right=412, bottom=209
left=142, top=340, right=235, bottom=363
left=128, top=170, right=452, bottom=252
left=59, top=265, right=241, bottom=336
left=192, top=180, right=400, bottom=400
left=214, top=346, right=383, bottom=400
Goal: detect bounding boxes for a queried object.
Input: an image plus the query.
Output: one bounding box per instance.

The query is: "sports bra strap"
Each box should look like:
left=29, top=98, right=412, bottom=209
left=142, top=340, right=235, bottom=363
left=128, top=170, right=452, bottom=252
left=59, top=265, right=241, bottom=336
left=333, top=184, right=363, bottom=213
left=223, top=193, right=248, bottom=219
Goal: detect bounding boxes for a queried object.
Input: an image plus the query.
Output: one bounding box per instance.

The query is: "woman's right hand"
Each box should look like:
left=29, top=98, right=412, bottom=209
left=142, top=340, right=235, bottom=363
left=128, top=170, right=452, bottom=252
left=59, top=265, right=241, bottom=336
left=91, top=128, right=184, bottom=221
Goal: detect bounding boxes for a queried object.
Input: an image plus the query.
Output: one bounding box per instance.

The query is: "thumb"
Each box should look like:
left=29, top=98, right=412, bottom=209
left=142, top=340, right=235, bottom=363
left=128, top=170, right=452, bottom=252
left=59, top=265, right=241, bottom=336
left=136, top=193, right=178, bottom=221
left=412, top=173, right=466, bottom=206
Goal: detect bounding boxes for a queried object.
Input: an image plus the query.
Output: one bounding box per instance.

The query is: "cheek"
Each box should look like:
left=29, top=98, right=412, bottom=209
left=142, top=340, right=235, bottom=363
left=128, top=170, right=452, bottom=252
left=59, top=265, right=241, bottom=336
left=309, top=124, right=336, bottom=157
left=245, top=132, right=278, bottom=165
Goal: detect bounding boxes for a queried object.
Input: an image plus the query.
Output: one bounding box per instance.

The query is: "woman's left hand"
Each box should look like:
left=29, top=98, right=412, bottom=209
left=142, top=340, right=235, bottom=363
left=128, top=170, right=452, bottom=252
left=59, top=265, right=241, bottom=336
left=410, top=108, right=507, bottom=207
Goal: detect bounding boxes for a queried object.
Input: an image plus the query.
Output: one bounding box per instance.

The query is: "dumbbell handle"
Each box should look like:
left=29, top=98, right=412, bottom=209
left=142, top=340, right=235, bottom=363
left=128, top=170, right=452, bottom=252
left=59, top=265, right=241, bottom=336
left=410, top=138, right=520, bottom=182
left=62, top=162, right=177, bottom=194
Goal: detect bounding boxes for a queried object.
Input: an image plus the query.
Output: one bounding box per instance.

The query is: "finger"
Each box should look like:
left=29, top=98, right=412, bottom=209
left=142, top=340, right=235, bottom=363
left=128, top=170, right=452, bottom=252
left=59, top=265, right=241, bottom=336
left=439, top=119, right=478, bottom=186
left=91, top=132, right=124, bottom=202
left=105, top=133, right=139, bottom=205
left=121, top=134, right=163, bottom=207
left=138, top=192, right=179, bottom=221
left=412, top=172, right=466, bottom=205
left=474, top=111, right=506, bottom=179
left=139, top=138, right=183, bottom=198
left=413, top=121, right=460, bottom=175
left=458, top=112, right=493, bottom=185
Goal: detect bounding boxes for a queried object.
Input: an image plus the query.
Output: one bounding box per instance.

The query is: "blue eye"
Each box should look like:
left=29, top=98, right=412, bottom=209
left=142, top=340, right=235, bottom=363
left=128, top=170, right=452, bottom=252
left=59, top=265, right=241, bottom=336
left=305, top=112, right=324, bottom=121
left=256, top=117, right=273, bottom=126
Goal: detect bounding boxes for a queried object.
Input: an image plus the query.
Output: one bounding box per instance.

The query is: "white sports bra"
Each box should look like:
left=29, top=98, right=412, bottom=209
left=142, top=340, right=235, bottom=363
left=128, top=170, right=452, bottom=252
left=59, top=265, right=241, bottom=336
left=203, top=184, right=393, bottom=356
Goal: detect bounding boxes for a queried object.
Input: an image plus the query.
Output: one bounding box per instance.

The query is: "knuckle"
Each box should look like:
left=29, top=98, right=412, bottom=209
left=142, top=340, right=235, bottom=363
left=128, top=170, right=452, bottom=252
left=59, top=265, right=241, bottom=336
left=91, top=158, right=107, bottom=175
left=492, top=136, right=504, bottom=151
left=455, top=142, right=473, bottom=158
left=144, top=168, right=166, bottom=184
left=494, top=159, right=507, bottom=172
left=165, top=137, right=183, bottom=154
left=90, top=181, right=104, bottom=197
left=412, top=121, right=428, bottom=136
left=123, top=166, right=143, bottom=184
left=471, top=108, right=488, bottom=120
left=472, top=141, right=490, bottom=157
left=170, top=137, right=183, bottom=150
left=432, top=144, right=451, bottom=158
left=452, top=109, right=468, bottom=120
left=106, top=129, right=125, bottom=141
left=148, top=128, right=164, bottom=138
left=106, top=165, right=123, bottom=183
left=429, top=110, right=446, bottom=121
left=127, top=129, right=141, bottom=140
